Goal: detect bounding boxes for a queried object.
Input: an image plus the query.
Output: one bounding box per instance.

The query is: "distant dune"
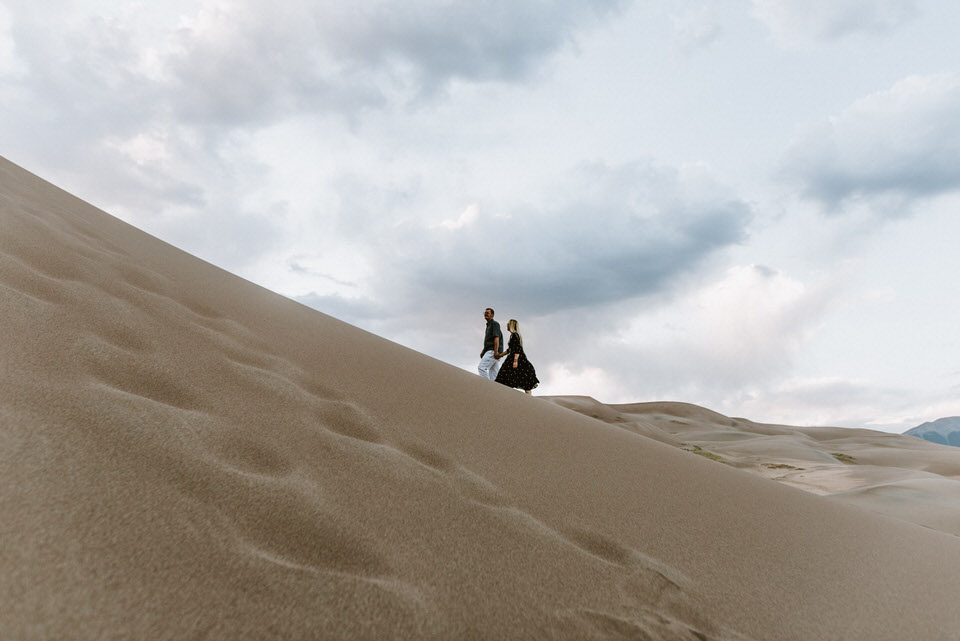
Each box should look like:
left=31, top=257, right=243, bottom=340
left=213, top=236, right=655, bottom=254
left=547, top=397, right=960, bottom=537
left=4, top=154, right=960, bottom=640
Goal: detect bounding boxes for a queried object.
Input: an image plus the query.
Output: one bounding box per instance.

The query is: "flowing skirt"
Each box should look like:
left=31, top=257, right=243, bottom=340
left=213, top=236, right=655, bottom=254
left=495, top=355, right=539, bottom=391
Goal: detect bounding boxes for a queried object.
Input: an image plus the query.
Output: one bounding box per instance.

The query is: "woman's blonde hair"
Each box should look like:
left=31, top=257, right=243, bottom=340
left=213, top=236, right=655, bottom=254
left=507, top=319, right=522, bottom=346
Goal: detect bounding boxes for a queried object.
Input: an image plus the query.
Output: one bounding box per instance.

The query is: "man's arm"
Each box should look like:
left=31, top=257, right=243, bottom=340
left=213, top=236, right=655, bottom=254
left=493, top=336, right=502, bottom=358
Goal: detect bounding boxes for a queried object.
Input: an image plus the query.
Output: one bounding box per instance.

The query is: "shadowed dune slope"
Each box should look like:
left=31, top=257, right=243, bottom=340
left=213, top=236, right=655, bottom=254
left=3, top=155, right=960, bottom=641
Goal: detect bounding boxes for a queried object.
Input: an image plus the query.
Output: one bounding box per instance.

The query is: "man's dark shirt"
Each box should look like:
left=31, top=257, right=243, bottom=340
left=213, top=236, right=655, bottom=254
left=482, top=319, right=504, bottom=357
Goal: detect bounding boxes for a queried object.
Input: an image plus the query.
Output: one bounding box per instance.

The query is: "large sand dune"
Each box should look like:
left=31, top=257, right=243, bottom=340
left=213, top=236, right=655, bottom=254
left=3, top=155, right=960, bottom=640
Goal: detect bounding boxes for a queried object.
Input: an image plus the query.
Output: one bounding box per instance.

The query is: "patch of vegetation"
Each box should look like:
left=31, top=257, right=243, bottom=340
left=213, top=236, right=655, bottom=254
left=761, top=463, right=804, bottom=471
left=682, top=444, right=727, bottom=464
left=831, top=452, right=856, bottom=464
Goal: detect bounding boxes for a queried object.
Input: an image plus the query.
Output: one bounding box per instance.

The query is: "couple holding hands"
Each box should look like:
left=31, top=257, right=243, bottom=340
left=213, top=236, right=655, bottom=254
left=478, top=307, right=539, bottom=394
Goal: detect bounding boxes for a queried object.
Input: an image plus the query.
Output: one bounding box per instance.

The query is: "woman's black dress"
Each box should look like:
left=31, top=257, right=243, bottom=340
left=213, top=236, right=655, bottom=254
left=495, top=333, right=539, bottom=391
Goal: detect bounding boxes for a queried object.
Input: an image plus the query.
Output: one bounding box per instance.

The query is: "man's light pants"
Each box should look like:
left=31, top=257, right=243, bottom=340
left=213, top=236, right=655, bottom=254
left=478, top=350, right=503, bottom=380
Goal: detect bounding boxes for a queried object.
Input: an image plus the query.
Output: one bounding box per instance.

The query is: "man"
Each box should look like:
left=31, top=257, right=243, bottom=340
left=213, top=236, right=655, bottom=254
left=478, top=307, right=506, bottom=380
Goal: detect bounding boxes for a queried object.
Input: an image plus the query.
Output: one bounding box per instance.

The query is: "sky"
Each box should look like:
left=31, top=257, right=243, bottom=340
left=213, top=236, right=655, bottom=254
left=3, top=0, right=960, bottom=432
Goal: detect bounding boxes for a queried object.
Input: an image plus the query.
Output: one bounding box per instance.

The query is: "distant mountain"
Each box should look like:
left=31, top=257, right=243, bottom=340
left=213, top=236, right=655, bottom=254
left=904, top=417, right=960, bottom=447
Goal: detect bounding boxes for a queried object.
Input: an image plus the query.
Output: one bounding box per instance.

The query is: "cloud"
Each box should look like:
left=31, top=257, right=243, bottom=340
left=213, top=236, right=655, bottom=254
left=318, top=0, right=626, bottom=89
left=720, top=376, right=947, bottom=432
left=672, top=6, right=723, bottom=53
left=782, top=74, right=960, bottom=213
left=433, top=204, right=481, bottom=231
left=0, top=0, right=628, bottom=274
left=4, top=0, right=624, bottom=128
left=1, top=4, right=163, bottom=157
left=753, top=0, right=919, bottom=46
left=585, top=264, right=839, bottom=396
left=157, top=0, right=626, bottom=126
left=0, top=4, right=25, bottom=76
left=384, top=161, right=751, bottom=317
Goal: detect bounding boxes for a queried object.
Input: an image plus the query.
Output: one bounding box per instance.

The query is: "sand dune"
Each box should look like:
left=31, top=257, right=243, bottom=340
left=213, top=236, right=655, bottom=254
left=3, top=154, right=960, bottom=640
left=548, top=396, right=960, bottom=537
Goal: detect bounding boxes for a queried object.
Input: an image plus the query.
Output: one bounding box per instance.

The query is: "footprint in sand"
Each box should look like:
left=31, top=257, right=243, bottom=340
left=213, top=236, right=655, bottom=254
left=0, top=258, right=72, bottom=306
left=187, top=463, right=388, bottom=577
left=3, top=235, right=85, bottom=282
left=112, top=263, right=170, bottom=296
left=87, top=356, right=198, bottom=411
left=95, top=327, right=152, bottom=354
left=313, top=400, right=383, bottom=444
left=203, top=434, right=295, bottom=478
left=238, top=505, right=386, bottom=575
left=391, top=440, right=514, bottom=507
left=560, top=527, right=637, bottom=566
left=394, top=441, right=458, bottom=473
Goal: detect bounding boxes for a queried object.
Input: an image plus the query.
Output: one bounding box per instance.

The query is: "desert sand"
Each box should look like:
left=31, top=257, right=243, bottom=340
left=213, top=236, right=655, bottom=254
left=3, top=154, right=960, bottom=640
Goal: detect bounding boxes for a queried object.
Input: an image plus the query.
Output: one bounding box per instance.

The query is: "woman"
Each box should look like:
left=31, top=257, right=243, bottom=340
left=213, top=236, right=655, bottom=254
left=495, top=319, right=539, bottom=394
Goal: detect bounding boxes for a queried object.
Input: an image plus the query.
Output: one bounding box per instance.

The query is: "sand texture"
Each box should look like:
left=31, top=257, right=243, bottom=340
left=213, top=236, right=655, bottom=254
left=3, top=154, right=960, bottom=640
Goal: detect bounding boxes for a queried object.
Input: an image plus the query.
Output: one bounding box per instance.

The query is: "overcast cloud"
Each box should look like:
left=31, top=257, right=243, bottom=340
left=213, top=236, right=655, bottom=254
left=783, top=73, right=960, bottom=212
left=4, top=0, right=960, bottom=432
left=753, top=0, right=919, bottom=45
left=393, top=161, right=751, bottom=316
left=166, top=0, right=626, bottom=123
left=672, top=6, right=723, bottom=53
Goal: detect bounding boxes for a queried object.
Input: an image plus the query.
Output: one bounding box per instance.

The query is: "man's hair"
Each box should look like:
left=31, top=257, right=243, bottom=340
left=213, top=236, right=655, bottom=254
left=485, top=307, right=495, bottom=316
